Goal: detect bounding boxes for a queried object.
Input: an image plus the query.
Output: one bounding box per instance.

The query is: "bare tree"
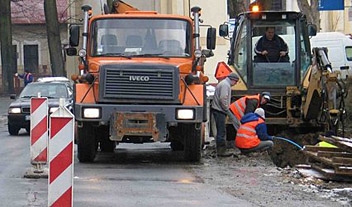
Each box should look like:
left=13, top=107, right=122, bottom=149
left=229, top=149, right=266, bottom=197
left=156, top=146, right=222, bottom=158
left=44, top=0, right=65, bottom=76
left=296, top=0, right=320, bottom=31
left=0, top=0, right=15, bottom=94
left=228, top=0, right=247, bottom=18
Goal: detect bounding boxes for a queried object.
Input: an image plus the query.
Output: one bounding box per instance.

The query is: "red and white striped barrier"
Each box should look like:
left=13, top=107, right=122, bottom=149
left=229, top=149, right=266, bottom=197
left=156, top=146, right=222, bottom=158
left=30, top=97, right=48, bottom=164
left=48, top=99, right=74, bottom=207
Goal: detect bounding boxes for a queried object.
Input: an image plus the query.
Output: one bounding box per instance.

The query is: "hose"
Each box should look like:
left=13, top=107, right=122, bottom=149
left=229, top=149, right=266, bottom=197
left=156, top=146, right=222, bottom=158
left=273, top=136, right=304, bottom=150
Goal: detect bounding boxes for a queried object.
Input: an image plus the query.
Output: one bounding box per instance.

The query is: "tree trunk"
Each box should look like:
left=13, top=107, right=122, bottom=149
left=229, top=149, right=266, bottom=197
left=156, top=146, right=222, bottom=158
left=0, top=0, right=15, bottom=94
left=44, top=0, right=65, bottom=77
left=296, top=0, right=320, bottom=31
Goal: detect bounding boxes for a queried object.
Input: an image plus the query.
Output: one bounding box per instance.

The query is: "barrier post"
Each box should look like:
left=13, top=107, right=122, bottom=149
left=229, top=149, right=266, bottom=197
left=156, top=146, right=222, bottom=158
left=48, top=98, right=74, bottom=207
left=25, top=97, right=48, bottom=178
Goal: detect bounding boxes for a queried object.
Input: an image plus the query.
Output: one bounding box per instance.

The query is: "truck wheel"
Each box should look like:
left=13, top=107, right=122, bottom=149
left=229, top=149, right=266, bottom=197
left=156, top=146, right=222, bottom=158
left=8, top=124, right=20, bottom=136
left=25, top=126, right=30, bottom=133
left=170, top=141, right=184, bottom=151
left=77, top=123, right=98, bottom=162
left=183, top=123, right=202, bottom=162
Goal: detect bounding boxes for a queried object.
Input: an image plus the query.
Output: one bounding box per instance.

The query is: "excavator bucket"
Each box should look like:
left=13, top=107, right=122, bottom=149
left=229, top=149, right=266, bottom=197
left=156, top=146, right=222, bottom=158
left=214, top=61, right=233, bottom=81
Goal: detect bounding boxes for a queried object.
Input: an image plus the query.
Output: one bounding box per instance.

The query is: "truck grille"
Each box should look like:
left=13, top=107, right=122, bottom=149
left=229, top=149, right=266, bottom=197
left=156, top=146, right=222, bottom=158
left=100, top=65, right=179, bottom=101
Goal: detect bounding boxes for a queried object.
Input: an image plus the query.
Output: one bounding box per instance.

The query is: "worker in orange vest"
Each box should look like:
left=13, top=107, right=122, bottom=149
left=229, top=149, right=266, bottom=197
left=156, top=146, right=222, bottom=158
left=229, top=91, right=271, bottom=130
left=235, top=108, right=273, bottom=154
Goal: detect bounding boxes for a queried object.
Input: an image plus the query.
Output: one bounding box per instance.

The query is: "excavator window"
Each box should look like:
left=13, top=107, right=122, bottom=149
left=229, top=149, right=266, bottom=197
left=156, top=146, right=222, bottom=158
left=229, top=15, right=313, bottom=88
left=250, top=23, right=296, bottom=86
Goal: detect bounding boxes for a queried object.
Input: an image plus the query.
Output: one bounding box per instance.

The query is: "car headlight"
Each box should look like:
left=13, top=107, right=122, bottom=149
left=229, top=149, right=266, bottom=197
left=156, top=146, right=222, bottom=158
left=176, top=109, right=195, bottom=120
left=83, top=108, right=100, bottom=118
left=49, top=107, right=59, bottom=113
left=8, top=107, right=21, bottom=114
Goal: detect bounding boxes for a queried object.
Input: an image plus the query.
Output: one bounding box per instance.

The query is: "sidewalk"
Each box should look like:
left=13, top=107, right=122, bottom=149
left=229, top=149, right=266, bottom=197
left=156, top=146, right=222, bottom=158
left=0, top=95, right=13, bottom=125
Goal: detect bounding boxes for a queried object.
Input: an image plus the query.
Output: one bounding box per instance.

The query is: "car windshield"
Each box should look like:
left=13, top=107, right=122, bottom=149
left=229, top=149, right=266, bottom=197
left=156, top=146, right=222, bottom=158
left=19, top=83, right=69, bottom=99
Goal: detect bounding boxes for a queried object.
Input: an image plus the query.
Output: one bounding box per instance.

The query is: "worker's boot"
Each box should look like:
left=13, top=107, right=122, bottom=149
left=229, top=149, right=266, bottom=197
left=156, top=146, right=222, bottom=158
left=217, top=143, right=233, bottom=157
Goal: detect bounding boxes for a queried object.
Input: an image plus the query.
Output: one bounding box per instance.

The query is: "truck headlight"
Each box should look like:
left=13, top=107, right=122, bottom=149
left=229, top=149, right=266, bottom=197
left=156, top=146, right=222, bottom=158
left=176, top=109, right=195, bottom=120
left=8, top=107, right=21, bottom=114
left=83, top=108, right=100, bottom=118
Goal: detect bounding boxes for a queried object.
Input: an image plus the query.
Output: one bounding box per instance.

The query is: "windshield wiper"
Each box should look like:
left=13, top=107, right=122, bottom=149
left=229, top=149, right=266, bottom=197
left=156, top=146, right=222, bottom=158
left=95, top=53, right=132, bottom=59
left=127, top=53, right=170, bottom=59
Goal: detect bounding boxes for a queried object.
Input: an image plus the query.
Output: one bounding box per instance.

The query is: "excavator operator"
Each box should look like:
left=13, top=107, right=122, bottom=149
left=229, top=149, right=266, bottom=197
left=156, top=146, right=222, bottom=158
left=254, top=27, right=289, bottom=62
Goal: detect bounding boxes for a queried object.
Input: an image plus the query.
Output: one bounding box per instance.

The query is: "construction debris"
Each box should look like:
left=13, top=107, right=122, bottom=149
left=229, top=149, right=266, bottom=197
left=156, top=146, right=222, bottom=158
left=297, top=135, right=352, bottom=181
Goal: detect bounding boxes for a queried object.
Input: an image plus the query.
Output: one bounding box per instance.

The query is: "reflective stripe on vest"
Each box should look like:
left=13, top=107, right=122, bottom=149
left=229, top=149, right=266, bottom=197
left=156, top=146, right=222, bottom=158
left=25, top=73, right=32, bottom=81
left=235, top=118, right=263, bottom=149
left=229, top=94, right=260, bottom=120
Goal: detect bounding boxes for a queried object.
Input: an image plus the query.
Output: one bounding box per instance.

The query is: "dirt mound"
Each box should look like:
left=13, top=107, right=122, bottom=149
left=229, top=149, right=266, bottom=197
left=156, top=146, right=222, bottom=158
left=270, top=130, right=321, bottom=167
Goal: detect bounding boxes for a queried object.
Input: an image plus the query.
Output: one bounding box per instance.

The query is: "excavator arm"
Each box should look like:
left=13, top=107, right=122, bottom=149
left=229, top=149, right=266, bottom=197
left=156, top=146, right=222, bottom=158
left=110, top=0, right=138, bottom=14
left=303, top=47, right=347, bottom=135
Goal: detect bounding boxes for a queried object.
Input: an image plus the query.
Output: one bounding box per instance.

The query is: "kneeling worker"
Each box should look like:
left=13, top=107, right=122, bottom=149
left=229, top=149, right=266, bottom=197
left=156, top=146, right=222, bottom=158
left=235, top=108, right=273, bottom=154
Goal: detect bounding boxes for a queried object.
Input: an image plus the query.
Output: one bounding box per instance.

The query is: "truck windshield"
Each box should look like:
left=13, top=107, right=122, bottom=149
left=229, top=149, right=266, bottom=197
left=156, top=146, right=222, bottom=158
left=90, top=18, right=191, bottom=58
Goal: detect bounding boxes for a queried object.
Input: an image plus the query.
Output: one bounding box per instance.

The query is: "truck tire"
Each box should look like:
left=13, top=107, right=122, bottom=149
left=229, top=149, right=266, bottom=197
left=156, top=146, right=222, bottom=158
left=183, top=123, right=202, bottom=162
left=77, top=123, right=98, bottom=162
left=170, top=141, right=184, bottom=151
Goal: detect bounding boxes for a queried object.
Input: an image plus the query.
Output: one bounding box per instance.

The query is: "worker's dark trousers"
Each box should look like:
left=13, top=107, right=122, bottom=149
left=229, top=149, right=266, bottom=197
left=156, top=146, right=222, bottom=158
left=212, top=109, right=227, bottom=146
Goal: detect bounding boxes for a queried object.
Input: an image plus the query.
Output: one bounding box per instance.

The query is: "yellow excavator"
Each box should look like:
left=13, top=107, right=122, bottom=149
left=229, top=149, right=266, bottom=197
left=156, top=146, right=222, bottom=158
left=218, top=10, right=347, bottom=135
left=217, top=9, right=347, bottom=166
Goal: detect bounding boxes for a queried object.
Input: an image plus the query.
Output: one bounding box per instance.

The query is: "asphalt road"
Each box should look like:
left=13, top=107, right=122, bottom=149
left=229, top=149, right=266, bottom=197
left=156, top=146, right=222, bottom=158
left=0, top=96, right=255, bottom=207
left=0, top=96, right=349, bottom=207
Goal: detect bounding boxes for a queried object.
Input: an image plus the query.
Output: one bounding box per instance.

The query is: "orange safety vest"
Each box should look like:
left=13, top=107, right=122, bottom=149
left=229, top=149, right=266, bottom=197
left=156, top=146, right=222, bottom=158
left=229, top=94, right=260, bottom=120
left=235, top=117, right=264, bottom=149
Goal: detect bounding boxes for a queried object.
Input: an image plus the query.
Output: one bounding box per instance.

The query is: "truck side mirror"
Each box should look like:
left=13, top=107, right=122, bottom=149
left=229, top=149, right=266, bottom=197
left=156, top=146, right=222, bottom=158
left=308, top=24, right=317, bottom=37
left=66, top=47, right=77, bottom=56
left=219, top=24, right=228, bottom=37
left=207, top=27, right=216, bottom=50
left=69, top=25, right=80, bottom=47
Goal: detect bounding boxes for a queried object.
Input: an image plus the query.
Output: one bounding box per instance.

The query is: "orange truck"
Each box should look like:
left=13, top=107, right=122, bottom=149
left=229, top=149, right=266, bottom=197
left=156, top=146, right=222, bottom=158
left=66, top=1, right=216, bottom=162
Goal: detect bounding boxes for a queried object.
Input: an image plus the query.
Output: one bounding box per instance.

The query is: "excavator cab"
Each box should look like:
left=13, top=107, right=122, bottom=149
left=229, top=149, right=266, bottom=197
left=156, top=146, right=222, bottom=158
left=224, top=12, right=314, bottom=89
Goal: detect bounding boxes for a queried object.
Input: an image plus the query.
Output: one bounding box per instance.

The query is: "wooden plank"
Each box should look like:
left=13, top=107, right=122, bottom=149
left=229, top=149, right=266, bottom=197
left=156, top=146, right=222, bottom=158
left=317, top=151, right=352, bottom=158
left=335, top=166, right=352, bottom=176
left=303, top=151, right=335, bottom=166
left=331, top=157, right=352, bottom=165
left=319, top=136, right=352, bottom=152
left=303, top=145, right=344, bottom=152
left=296, top=164, right=352, bottom=181
left=331, top=136, right=352, bottom=143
